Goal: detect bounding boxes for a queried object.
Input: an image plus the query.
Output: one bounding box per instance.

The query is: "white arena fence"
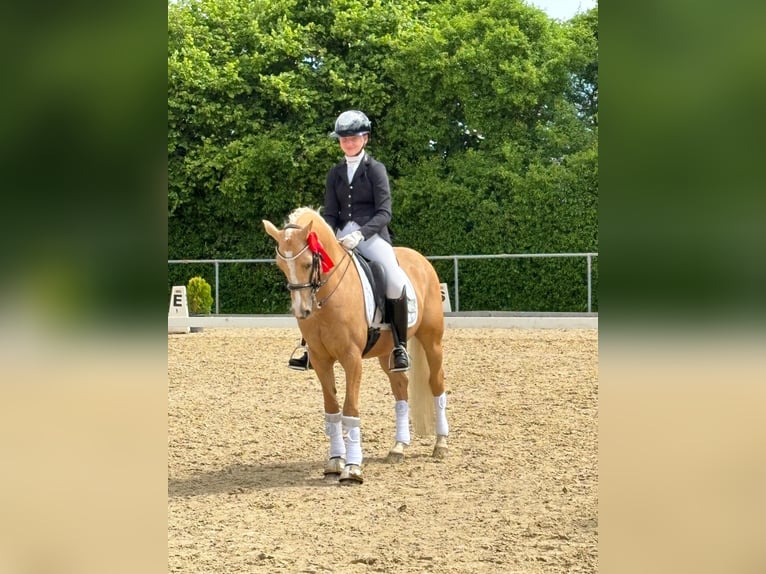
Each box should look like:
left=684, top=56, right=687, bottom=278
left=168, top=252, right=598, bottom=315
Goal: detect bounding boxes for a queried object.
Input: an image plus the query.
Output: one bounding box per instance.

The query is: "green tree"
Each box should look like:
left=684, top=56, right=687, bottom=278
left=167, top=0, right=598, bottom=312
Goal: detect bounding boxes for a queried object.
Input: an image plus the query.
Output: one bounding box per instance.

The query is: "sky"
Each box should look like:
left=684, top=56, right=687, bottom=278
left=527, top=0, right=596, bottom=21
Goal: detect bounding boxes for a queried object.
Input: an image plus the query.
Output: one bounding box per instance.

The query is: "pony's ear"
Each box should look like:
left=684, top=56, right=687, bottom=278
left=262, top=220, right=281, bottom=242
left=293, top=219, right=314, bottom=243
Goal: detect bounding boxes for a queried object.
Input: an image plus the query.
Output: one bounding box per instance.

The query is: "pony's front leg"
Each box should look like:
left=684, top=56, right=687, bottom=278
left=314, top=361, right=345, bottom=477
left=323, top=412, right=346, bottom=477
left=338, top=355, right=364, bottom=485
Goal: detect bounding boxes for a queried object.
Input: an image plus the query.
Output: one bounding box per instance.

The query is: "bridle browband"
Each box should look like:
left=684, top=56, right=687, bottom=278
left=275, top=224, right=353, bottom=308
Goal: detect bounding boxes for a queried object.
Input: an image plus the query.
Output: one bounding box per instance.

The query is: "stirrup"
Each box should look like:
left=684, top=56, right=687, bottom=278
left=388, top=346, right=410, bottom=372
left=288, top=346, right=310, bottom=371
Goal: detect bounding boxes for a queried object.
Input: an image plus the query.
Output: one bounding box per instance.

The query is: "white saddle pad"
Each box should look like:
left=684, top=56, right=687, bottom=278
left=350, top=253, right=418, bottom=329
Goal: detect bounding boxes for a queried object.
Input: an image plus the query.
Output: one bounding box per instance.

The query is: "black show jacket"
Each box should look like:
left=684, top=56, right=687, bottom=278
left=322, top=153, right=393, bottom=245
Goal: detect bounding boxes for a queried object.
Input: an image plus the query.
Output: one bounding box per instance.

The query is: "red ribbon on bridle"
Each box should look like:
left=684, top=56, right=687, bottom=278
left=306, top=231, right=334, bottom=272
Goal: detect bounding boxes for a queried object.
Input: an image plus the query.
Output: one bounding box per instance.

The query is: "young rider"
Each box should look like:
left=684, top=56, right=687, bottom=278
left=289, top=110, right=410, bottom=372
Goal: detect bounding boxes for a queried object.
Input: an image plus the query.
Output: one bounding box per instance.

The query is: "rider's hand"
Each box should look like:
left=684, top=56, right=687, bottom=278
left=340, top=230, right=364, bottom=250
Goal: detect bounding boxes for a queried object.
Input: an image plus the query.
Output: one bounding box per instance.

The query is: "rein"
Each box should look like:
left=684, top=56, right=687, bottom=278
left=275, top=225, right=353, bottom=309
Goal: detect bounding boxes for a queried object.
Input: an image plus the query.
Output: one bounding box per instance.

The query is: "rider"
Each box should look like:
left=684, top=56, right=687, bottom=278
left=288, top=110, right=410, bottom=372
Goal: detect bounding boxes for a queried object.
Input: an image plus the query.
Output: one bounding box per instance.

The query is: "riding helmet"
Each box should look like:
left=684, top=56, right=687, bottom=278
left=330, top=110, right=371, bottom=138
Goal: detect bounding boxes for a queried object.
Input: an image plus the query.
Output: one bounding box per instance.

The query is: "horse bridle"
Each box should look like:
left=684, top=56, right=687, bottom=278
left=275, top=224, right=353, bottom=308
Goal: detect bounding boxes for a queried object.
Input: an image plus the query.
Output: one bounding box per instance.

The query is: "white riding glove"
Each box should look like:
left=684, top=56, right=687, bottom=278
left=340, top=230, right=364, bottom=250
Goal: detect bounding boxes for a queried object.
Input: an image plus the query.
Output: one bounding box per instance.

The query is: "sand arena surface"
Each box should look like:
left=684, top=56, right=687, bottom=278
left=168, top=327, right=598, bottom=573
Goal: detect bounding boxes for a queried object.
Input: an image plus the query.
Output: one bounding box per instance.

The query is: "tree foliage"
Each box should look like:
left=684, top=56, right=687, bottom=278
left=168, top=0, right=598, bottom=312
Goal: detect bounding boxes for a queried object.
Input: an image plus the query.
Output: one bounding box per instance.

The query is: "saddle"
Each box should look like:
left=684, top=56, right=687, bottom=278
left=351, top=250, right=418, bottom=357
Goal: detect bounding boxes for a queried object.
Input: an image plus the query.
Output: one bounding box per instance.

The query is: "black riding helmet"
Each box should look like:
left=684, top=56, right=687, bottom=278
left=330, top=110, right=371, bottom=138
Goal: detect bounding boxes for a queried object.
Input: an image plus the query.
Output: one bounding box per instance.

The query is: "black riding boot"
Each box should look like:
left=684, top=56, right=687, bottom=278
left=288, top=339, right=311, bottom=371
left=386, top=288, right=410, bottom=372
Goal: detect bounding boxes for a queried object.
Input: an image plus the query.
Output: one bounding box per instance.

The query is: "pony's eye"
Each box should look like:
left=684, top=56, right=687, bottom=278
left=303, top=262, right=312, bottom=270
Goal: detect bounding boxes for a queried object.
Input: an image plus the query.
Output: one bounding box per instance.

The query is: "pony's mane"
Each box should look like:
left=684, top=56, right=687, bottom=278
left=287, top=206, right=322, bottom=225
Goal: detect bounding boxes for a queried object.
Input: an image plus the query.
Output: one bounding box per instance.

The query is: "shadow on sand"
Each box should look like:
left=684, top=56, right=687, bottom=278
left=167, top=453, right=433, bottom=497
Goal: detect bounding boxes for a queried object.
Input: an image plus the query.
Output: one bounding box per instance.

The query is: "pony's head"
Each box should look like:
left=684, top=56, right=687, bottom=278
left=262, top=208, right=338, bottom=319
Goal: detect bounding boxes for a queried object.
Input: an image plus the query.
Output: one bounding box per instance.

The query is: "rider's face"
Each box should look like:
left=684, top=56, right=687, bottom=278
left=338, top=134, right=367, bottom=156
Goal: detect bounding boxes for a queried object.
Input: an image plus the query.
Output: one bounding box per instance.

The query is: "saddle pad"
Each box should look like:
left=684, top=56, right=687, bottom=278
left=350, top=253, right=418, bottom=329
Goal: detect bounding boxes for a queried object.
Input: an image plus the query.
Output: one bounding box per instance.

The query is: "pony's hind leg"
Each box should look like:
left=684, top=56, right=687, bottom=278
left=433, top=433, right=448, bottom=459
left=380, top=360, right=410, bottom=463
left=421, top=332, right=449, bottom=459
left=431, top=391, right=449, bottom=459
left=387, top=397, right=410, bottom=463
left=421, top=333, right=446, bottom=398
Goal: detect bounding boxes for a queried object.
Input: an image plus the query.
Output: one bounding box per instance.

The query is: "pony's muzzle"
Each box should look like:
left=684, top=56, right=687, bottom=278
left=297, top=308, right=312, bottom=319
left=290, top=291, right=314, bottom=319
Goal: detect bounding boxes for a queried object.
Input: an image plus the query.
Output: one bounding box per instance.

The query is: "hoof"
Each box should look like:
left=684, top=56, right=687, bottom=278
left=324, top=457, right=345, bottom=476
left=339, top=464, right=364, bottom=485
left=386, top=441, right=407, bottom=464
left=432, top=435, right=448, bottom=459
left=386, top=451, right=405, bottom=464
left=432, top=446, right=448, bottom=459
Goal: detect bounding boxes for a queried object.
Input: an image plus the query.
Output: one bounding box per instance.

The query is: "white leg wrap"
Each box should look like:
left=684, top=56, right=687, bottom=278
left=394, top=400, right=411, bottom=444
left=341, top=415, right=363, bottom=466
left=434, top=392, right=449, bottom=436
left=324, top=412, right=345, bottom=458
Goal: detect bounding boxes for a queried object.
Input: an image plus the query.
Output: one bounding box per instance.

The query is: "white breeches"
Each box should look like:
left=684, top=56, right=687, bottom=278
left=338, top=222, right=407, bottom=299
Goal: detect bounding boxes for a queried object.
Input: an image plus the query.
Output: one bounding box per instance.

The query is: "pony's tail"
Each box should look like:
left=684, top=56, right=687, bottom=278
left=408, top=336, right=435, bottom=436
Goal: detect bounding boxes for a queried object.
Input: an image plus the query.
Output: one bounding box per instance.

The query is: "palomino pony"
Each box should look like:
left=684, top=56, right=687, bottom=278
left=262, top=207, right=449, bottom=484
